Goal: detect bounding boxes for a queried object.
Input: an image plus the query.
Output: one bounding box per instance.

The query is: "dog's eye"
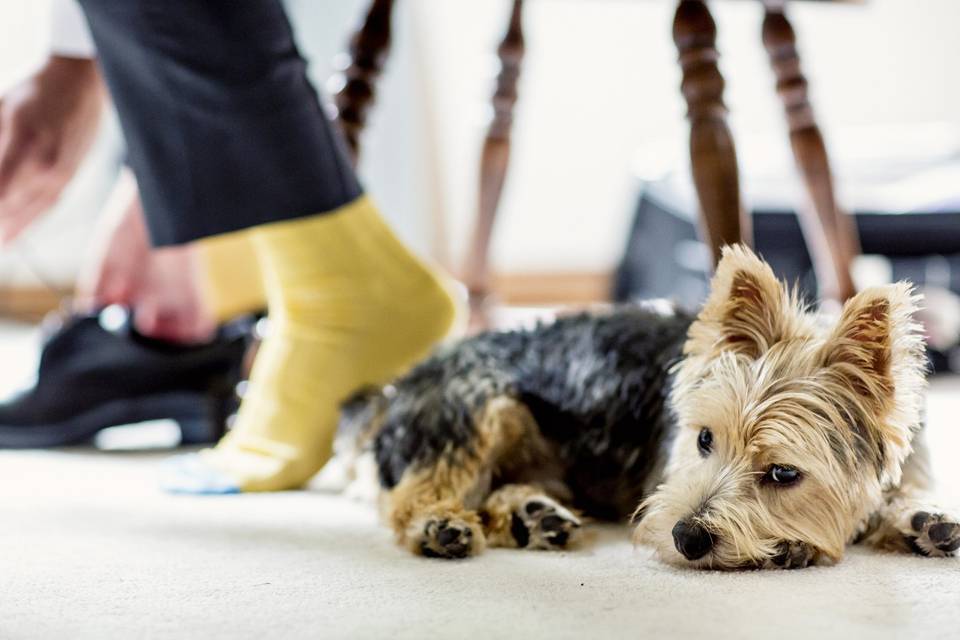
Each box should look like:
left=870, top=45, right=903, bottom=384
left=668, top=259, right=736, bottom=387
left=764, top=464, right=801, bottom=486
left=697, top=428, right=713, bottom=456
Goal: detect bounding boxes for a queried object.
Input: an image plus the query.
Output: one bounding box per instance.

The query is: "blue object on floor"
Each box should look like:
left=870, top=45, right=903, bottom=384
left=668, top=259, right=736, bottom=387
left=159, top=453, right=241, bottom=495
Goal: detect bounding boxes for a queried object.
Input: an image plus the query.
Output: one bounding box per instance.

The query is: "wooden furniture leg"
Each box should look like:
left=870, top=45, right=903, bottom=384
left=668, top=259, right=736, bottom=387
left=762, top=5, right=857, bottom=302
left=463, top=0, right=525, bottom=330
left=673, top=0, right=750, bottom=266
left=332, top=0, right=396, bottom=164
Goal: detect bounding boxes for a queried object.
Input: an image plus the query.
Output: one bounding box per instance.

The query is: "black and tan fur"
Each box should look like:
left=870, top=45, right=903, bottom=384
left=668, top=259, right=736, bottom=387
left=343, top=246, right=959, bottom=568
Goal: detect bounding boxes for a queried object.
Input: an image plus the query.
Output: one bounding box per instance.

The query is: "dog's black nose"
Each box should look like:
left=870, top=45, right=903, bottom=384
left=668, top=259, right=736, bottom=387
left=672, top=520, right=714, bottom=560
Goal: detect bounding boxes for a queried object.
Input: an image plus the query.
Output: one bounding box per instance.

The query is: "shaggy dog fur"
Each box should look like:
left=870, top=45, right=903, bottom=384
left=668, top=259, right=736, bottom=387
left=342, top=246, right=960, bottom=568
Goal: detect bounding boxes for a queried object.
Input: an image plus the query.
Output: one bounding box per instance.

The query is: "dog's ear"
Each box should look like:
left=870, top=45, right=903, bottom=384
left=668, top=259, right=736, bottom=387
left=821, top=284, right=926, bottom=480
left=822, top=284, right=925, bottom=412
left=686, top=244, right=790, bottom=359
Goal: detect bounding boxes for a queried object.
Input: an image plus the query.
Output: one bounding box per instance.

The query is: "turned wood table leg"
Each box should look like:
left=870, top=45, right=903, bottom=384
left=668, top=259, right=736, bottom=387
left=762, top=5, right=858, bottom=302
left=673, top=0, right=749, bottom=267
left=332, top=0, right=395, bottom=164
left=463, top=0, right=525, bottom=330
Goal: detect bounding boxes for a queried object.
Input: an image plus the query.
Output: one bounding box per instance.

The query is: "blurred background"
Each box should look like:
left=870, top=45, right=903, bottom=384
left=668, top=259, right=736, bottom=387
left=0, top=0, right=960, bottom=298
left=2, top=0, right=960, bottom=350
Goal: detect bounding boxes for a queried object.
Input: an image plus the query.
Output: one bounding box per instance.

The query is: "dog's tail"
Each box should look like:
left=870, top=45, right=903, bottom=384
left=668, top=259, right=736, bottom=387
left=314, top=386, right=391, bottom=500
left=338, top=385, right=391, bottom=446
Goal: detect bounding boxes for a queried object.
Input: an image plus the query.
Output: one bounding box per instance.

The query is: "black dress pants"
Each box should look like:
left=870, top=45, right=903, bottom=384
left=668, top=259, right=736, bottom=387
left=78, top=0, right=362, bottom=246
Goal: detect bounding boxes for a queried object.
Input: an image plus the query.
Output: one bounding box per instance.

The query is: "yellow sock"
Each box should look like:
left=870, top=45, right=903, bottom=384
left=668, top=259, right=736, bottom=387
left=197, top=230, right=266, bottom=321
left=193, top=196, right=459, bottom=491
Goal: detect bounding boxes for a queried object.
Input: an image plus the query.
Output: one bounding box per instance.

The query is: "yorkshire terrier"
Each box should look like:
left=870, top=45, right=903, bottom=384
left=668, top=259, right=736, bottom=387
left=342, top=245, right=959, bottom=568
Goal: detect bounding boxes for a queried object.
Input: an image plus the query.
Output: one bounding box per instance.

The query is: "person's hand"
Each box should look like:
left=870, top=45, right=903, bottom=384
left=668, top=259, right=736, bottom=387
left=75, top=171, right=218, bottom=344
left=0, top=56, right=105, bottom=244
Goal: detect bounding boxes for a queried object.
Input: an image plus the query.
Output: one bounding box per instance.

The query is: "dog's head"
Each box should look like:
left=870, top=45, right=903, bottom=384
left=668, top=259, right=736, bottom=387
left=635, top=245, right=926, bottom=569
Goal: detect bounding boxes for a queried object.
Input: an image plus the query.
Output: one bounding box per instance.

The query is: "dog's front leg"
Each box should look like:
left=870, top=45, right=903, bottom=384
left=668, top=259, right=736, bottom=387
left=862, top=497, right=960, bottom=557
left=383, top=396, right=539, bottom=559
left=859, top=434, right=960, bottom=557
left=481, top=483, right=582, bottom=551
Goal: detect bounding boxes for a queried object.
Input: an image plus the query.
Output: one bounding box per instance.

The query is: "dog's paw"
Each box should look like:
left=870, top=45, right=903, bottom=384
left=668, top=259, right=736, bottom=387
left=905, top=511, right=960, bottom=557
left=766, top=541, right=820, bottom=570
left=510, top=496, right=581, bottom=550
left=419, top=517, right=483, bottom=559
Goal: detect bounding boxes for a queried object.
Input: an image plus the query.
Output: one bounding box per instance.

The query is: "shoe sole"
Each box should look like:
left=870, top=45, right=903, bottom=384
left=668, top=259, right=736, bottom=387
left=0, top=391, right=231, bottom=449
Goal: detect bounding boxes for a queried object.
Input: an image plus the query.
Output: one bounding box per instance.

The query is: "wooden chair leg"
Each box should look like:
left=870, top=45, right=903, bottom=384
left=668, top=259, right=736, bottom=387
left=332, top=0, right=396, bottom=164
left=673, top=0, right=750, bottom=267
left=762, top=5, right=858, bottom=302
left=462, top=0, right=525, bottom=331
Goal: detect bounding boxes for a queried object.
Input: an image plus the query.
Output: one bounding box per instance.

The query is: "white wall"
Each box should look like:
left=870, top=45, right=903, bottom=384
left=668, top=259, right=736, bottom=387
left=2, top=0, right=959, bottom=287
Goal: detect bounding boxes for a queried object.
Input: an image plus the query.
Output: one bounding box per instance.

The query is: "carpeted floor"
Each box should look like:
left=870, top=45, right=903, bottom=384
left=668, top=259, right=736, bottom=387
left=2, top=320, right=959, bottom=639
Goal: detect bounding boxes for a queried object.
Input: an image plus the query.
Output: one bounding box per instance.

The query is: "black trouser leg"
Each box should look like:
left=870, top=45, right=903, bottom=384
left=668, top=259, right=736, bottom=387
left=78, top=0, right=362, bottom=245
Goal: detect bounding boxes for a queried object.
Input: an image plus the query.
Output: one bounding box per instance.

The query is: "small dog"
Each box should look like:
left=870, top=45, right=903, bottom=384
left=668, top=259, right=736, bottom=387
left=343, top=245, right=959, bottom=568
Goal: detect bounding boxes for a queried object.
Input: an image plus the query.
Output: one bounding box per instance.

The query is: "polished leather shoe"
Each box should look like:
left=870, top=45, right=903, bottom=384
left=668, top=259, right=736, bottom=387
left=0, top=307, right=251, bottom=448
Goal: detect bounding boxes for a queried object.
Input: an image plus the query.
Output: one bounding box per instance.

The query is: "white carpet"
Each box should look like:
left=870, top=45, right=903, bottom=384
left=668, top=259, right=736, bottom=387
left=2, top=321, right=960, bottom=639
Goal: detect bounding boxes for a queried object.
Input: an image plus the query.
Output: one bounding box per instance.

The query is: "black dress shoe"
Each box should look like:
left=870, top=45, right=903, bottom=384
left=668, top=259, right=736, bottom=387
left=0, top=307, right=252, bottom=448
